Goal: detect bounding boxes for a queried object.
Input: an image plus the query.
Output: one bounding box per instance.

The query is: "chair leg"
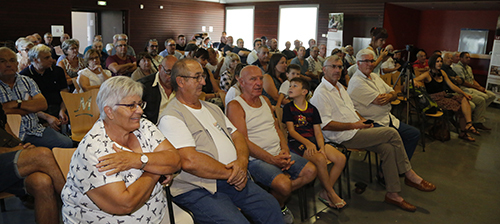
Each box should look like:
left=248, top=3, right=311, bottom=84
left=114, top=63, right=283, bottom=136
left=346, top=152, right=352, bottom=199
left=298, top=186, right=307, bottom=222
left=0, top=198, right=6, bottom=212
left=164, top=185, right=175, bottom=224
left=368, top=152, right=373, bottom=183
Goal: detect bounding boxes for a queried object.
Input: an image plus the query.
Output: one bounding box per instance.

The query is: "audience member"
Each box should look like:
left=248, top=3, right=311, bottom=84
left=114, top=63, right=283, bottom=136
left=452, top=52, right=495, bottom=131
left=62, top=76, right=187, bottom=224
left=381, top=46, right=402, bottom=75
left=0, top=104, right=65, bottom=224
left=58, top=39, right=85, bottom=85
left=225, top=63, right=246, bottom=107
left=217, top=31, right=227, bottom=51
left=282, top=41, right=296, bottom=60
left=131, top=52, right=154, bottom=81
left=345, top=45, right=356, bottom=65
left=318, top=44, right=327, bottom=64
left=305, top=39, right=316, bottom=58
left=105, top=34, right=119, bottom=55
left=219, top=52, right=241, bottom=92
left=54, top=33, right=70, bottom=56
left=310, top=55, right=436, bottom=212
left=83, top=35, right=102, bottom=54
left=223, top=36, right=235, bottom=56
left=306, top=46, right=323, bottom=78
left=247, top=38, right=263, bottom=65
left=139, top=55, right=178, bottom=124
left=76, top=49, right=111, bottom=92
left=251, top=45, right=270, bottom=73
left=20, top=44, right=70, bottom=132
left=261, top=36, right=268, bottom=47
left=226, top=65, right=316, bottom=223
left=283, top=77, right=347, bottom=209
left=348, top=49, right=419, bottom=160
left=26, top=35, right=39, bottom=46
left=269, top=38, right=280, bottom=54
left=194, top=48, right=225, bottom=107
left=176, top=34, right=187, bottom=51
left=91, top=41, right=109, bottom=68
left=32, top=33, right=42, bottom=45
left=414, top=54, right=478, bottom=141
left=232, top=38, right=252, bottom=64
left=413, top=51, right=429, bottom=74
left=15, top=38, right=33, bottom=72
left=105, top=39, right=137, bottom=76
left=184, top=43, right=199, bottom=59
left=291, top=46, right=314, bottom=79
left=158, top=59, right=283, bottom=224
left=263, top=53, right=287, bottom=106
left=145, top=39, right=163, bottom=72
left=276, top=64, right=301, bottom=107
left=159, top=39, right=183, bottom=60
left=367, top=27, right=389, bottom=75
left=109, top=34, right=136, bottom=57
left=0, top=47, right=73, bottom=148
left=293, top=39, right=302, bottom=55
left=42, top=32, right=56, bottom=59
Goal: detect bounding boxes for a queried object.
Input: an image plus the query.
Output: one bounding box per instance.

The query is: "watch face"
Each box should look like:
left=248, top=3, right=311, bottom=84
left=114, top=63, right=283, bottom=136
left=141, top=154, right=148, bottom=163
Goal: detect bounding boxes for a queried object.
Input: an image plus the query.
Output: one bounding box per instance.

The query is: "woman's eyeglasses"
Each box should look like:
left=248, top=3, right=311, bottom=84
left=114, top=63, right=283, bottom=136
left=115, top=101, right=147, bottom=111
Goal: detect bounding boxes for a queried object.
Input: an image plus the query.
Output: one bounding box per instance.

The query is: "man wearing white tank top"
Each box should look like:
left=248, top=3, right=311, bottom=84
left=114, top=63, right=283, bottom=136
left=227, top=65, right=317, bottom=224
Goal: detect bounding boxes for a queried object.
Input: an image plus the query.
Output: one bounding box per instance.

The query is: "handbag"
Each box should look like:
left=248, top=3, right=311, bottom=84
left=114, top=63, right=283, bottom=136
left=0, top=127, right=22, bottom=147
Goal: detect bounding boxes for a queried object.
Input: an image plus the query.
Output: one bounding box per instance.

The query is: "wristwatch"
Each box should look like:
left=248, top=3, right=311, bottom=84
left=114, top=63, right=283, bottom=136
left=16, top=100, right=22, bottom=109
left=140, top=153, right=148, bottom=170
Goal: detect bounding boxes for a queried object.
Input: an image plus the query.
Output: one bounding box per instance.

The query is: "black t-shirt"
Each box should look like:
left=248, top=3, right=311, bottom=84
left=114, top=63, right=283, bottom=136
left=232, top=47, right=250, bottom=64
left=176, top=44, right=185, bottom=51
left=19, top=65, right=68, bottom=106
left=223, top=45, right=234, bottom=56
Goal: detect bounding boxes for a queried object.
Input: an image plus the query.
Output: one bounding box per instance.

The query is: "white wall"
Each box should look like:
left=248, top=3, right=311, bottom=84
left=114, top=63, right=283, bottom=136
left=71, top=12, right=95, bottom=53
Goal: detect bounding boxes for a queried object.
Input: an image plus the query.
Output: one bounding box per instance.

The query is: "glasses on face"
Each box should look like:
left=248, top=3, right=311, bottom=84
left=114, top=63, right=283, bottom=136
left=88, top=56, right=99, bottom=61
left=149, top=45, right=158, bottom=48
left=116, top=44, right=127, bottom=48
left=115, top=101, right=147, bottom=111
left=160, top=66, right=171, bottom=75
left=324, top=64, right=343, bottom=69
left=180, top=74, right=207, bottom=82
left=358, top=59, right=375, bottom=63
left=21, top=49, right=30, bottom=52
left=167, top=44, right=176, bottom=47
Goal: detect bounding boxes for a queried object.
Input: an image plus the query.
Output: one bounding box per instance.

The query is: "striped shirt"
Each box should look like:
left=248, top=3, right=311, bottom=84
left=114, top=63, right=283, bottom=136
left=0, top=74, right=45, bottom=140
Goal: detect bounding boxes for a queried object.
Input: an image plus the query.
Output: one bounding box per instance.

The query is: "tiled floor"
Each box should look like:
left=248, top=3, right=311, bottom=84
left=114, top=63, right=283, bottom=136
left=2, top=106, right=500, bottom=224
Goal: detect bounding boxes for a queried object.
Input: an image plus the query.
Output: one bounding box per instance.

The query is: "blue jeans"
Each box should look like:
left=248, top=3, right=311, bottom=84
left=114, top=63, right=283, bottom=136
left=248, top=152, right=309, bottom=187
left=374, top=122, right=419, bottom=160
left=173, top=179, right=284, bottom=224
left=24, top=127, right=73, bottom=149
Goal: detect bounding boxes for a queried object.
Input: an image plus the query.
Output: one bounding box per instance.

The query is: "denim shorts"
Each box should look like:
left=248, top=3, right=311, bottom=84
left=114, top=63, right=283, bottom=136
left=248, top=152, right=309, bottom=187
left=0, top=150, right=27, bottom=196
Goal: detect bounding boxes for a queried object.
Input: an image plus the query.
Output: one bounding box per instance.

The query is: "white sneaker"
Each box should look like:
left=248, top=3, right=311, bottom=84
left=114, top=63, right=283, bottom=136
left=282, top=206, right=294, bottom=224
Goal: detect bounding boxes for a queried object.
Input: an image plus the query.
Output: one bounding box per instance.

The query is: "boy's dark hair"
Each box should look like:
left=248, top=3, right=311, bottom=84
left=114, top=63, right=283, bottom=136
left=290, top=77, right=310, bottom=93
left=286, top=64, right=301, bottom=73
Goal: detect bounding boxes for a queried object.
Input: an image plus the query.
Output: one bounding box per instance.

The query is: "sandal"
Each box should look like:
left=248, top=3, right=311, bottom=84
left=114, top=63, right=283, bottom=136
left=465, top=122, right=480, bottom=136
left=318, top=196, right=347, bottom=210
left=459, top=132, right=475, bottom=142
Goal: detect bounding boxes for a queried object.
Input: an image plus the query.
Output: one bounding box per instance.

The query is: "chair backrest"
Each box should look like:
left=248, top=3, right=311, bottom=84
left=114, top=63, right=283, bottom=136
left=61, top=89, right=100, bottom=142
left=391, top=71, right=402, bottom=93
left=6, top=114, right=21, bottom=138
left=52, top=147, right=77, bottom=180
left=72, top=77, right=82, bottom=93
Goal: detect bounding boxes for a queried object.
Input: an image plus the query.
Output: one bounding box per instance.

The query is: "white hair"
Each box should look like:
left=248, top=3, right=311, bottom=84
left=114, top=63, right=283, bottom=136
left=15, top=38, right=33, bottom=51
left=323, top=55, right=342, bottom=67
left=96, top=76, right=143, bottom=120
left=356, top=48, right=376, bottom=61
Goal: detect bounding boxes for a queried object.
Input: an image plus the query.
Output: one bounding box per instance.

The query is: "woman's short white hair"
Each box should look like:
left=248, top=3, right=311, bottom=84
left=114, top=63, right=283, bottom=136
left=96, top=76, right=144, bottom=120
left=220, top=52, right=241, bottom=73
left=15, top=38, right=33, bottom=51
left=356, top=48, right=376, bottom=61
left=28, top=44, right=51, bottom=62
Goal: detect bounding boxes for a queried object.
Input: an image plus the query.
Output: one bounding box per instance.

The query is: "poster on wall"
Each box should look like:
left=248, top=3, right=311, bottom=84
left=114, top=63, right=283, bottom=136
left=485, top=16, right=500, bottom=104
left=327, top=13, right=344, bottom=55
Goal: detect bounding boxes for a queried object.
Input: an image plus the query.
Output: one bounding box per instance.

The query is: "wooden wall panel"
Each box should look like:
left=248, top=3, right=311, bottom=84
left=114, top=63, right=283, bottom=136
left=0, top=0, right=72, bottom=46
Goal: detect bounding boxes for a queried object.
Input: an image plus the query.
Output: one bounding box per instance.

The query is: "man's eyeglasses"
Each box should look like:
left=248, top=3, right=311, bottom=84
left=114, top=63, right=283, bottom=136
left=115, top=101, right=147, bottom=111
left=324, top=65, right=343, bottom=69
left=358, top=59, right=376, bottom=63
left=116, top=44, right=127, bottom=48
left=21, top=49, right=30, bottom=52
left=180, top=74, right=207, bottom=82
left=160, top=66, right=171, bottom=75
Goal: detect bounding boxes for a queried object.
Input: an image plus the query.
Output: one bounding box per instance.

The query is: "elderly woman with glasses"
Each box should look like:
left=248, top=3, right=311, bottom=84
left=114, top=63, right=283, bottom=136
left=15, top=37, right=34, bottom=71
left=58, top=39, right=85, bottom=86
left=62, top=76, right=192, bottom=224
left=76, top=49, right=111, bottom=92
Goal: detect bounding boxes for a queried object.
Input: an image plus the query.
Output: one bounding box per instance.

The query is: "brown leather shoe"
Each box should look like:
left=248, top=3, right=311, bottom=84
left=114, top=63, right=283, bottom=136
left=405, top=177, right=436, bottom=192
left=384, top=195, right=417, bottom=212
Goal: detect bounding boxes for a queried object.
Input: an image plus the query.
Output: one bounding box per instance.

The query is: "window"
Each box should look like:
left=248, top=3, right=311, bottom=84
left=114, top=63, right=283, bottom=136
left=226, top=6, right=254, bottom=50
left=278, top=5, right=318, bottom=51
